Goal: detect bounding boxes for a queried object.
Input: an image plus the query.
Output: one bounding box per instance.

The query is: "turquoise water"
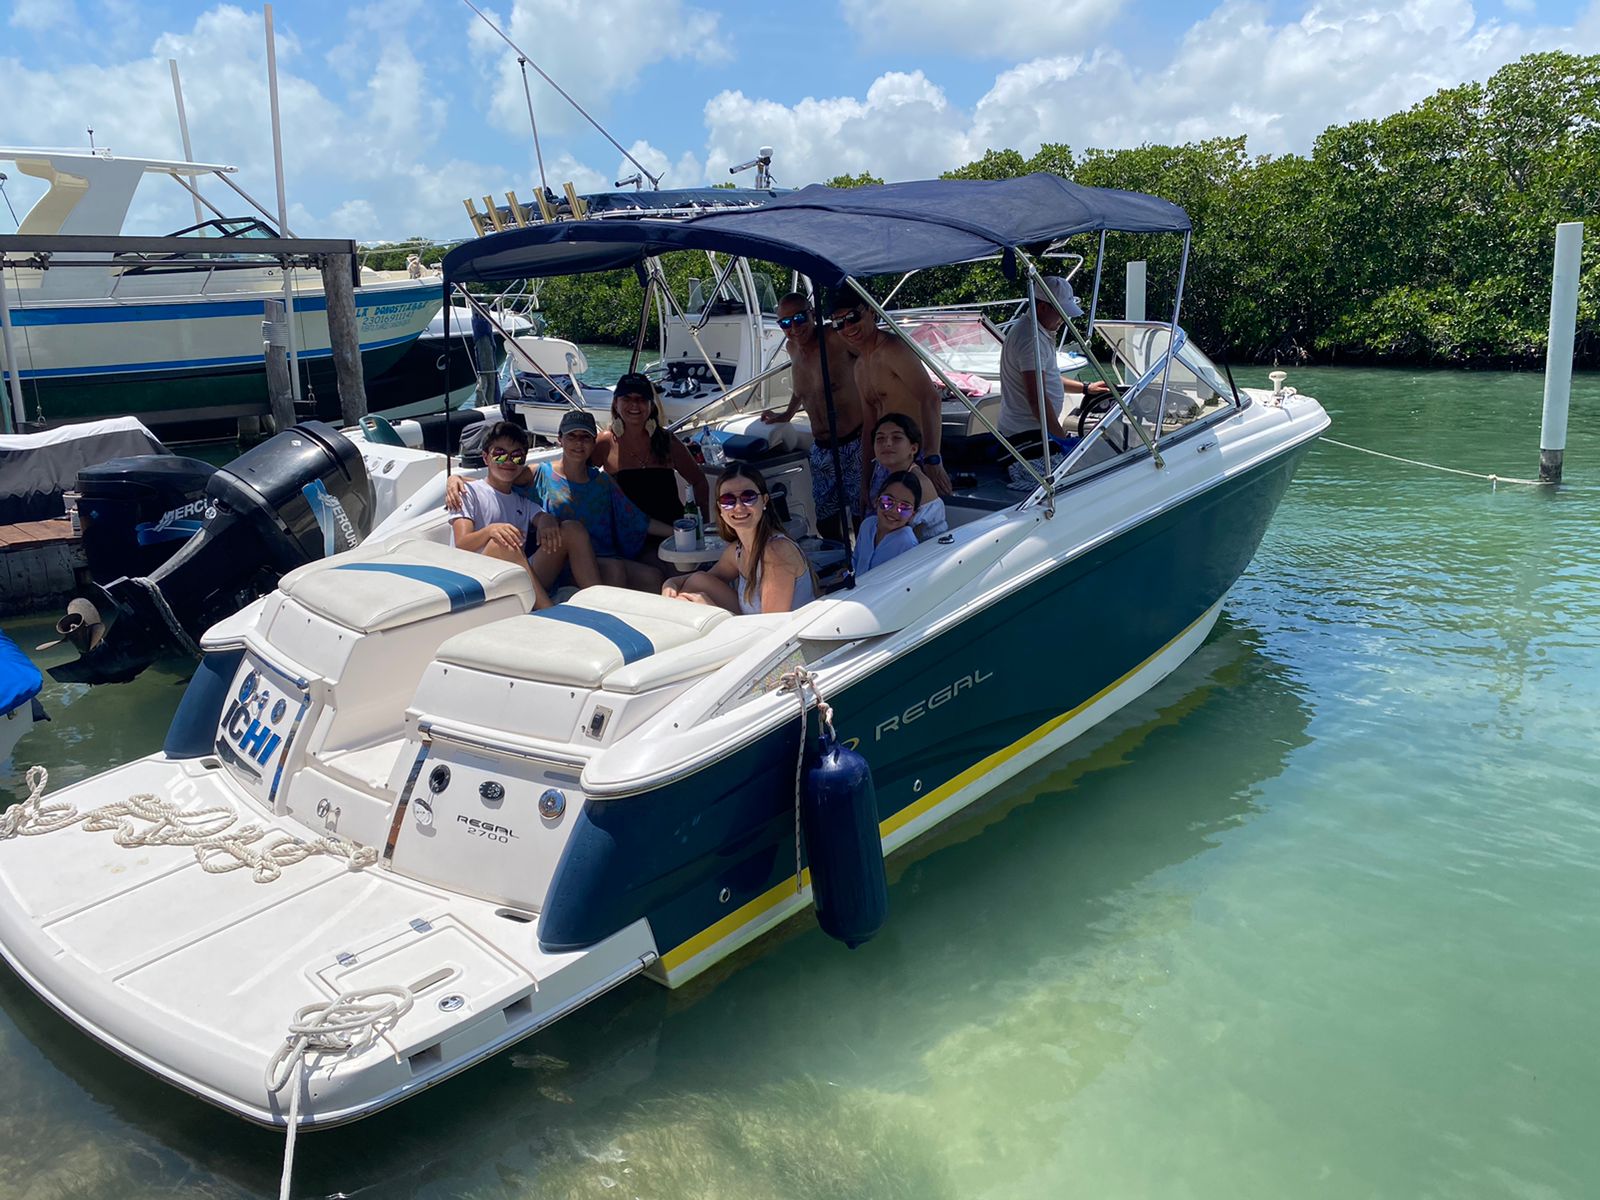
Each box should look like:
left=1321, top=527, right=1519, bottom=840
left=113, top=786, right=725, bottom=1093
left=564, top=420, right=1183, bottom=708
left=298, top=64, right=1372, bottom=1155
left=1, top=366, right=1597, bottom=1198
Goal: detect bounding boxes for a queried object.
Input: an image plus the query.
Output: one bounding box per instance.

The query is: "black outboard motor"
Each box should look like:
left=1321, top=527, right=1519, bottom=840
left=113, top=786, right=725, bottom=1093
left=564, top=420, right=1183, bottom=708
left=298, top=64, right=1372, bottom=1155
left=76, top=455, right=219, bottom=582
left=50, top=422, right=375, bottom=685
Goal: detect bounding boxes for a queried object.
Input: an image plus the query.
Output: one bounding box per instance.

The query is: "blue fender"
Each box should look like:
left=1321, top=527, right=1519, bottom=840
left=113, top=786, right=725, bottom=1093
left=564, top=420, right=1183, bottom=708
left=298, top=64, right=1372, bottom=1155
left=801, top=732, right=889, bottom=948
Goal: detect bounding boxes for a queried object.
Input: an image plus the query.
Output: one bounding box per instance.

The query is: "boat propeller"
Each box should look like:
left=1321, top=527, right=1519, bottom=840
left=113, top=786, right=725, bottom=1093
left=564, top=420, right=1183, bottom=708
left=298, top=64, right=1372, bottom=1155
left=35, top=596, right=107, bottom=657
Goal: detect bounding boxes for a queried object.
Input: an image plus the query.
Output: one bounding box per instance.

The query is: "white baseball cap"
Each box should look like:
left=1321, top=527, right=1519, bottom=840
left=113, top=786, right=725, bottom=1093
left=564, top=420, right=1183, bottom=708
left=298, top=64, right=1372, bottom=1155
left=1040, top=276, right=1084, bottom=320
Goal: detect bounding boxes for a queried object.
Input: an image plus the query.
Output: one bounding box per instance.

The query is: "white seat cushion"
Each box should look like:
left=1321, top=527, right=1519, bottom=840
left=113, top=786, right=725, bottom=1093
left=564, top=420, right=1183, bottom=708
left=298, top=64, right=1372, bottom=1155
left=436, top=589, right=728, bottom=688
left=603, top=613, right=789, bottom=693
left=279, top=539, right=533, bottom=633
left=564, top=585, right=729, bottom=634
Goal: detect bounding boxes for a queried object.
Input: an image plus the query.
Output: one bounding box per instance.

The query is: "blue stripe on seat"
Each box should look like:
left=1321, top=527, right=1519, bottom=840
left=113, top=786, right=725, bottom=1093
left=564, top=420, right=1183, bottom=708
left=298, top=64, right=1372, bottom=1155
left=331, top=562, right=487, bottom=611
left=531, top=606, right=654, bottom=664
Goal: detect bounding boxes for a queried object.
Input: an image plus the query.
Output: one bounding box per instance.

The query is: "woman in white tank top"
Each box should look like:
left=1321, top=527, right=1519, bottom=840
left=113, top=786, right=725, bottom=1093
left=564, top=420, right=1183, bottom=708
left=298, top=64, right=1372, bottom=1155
left=662, top=463, right=817, bottom=614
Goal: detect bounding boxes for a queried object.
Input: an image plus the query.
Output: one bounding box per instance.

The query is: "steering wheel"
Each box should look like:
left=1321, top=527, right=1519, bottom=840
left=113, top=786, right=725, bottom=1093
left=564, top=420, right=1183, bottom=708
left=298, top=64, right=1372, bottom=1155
left=1075, top=388, right=1117, bottom=439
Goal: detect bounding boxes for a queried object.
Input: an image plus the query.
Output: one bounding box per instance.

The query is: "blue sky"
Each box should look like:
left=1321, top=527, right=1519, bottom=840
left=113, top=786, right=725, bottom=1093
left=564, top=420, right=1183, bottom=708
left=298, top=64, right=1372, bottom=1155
left=4, top=0, right=1597, bottom=241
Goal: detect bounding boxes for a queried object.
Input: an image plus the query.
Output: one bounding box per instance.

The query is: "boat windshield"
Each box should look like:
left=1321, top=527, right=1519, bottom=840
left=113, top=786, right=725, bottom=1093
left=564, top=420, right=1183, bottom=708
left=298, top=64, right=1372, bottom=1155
left=165, top=217, right=281, bottom=240
left=684, top=272, right=778, bottom=317
left=1093, top=320, right=1231, bottom=402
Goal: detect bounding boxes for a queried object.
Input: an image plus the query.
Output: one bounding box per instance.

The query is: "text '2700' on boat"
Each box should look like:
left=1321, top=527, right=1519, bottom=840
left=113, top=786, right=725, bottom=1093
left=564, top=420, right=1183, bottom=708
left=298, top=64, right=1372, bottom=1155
left=0, top=174, right=1328, bottom=1129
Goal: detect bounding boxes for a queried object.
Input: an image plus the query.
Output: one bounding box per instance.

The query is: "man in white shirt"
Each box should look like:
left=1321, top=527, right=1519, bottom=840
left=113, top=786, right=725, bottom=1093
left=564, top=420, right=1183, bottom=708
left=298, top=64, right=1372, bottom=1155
left=997, top=276, right=1110, bottom=451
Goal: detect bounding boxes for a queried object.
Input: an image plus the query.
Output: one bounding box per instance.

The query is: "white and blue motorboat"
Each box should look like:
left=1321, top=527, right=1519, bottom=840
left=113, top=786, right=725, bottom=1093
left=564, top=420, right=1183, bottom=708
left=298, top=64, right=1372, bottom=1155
left=0, top=148, right=439, bottom=430
left=0, top=174, right=1328, bottom=1131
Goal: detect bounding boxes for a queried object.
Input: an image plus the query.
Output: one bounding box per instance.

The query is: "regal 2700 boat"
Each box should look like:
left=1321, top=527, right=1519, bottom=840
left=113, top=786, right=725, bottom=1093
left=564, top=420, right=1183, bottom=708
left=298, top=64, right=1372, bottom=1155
left=0, top=175, right=1328, bottom=1132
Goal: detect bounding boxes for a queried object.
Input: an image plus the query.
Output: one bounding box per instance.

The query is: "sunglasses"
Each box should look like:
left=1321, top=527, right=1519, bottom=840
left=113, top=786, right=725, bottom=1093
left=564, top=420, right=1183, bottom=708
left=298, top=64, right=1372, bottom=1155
left=489, top=450, right=527, bottom=465
left=777, top=312, right=810, bottom=331
left=831, top=309, right=863, bottom=327
left=878, top=493, right=915, bottom=518
left=617, top=392, right=652, bottom=404
left=717, top=489, right=762, bottom=511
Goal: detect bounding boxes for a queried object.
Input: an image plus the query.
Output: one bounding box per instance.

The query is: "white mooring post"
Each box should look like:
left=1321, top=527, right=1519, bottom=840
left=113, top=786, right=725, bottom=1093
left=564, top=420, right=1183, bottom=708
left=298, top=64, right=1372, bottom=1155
left=1540, top=221, right=1582, bottom=484
left=1126, top=260, right=1147, bottom=323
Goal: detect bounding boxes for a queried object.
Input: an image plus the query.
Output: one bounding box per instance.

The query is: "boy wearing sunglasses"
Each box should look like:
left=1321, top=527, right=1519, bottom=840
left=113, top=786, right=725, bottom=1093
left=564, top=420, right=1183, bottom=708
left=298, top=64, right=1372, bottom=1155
left=853, top=470, right=922, bottom=576
left=449, top=420, right=592, bottom=608
left=760, top=292, right=863, bottom=540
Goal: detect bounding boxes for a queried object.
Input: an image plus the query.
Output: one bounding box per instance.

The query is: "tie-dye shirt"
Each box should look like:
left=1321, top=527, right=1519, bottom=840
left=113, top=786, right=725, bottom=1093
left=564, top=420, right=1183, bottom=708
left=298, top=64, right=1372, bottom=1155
left=528, top=462, right=649, bottom=559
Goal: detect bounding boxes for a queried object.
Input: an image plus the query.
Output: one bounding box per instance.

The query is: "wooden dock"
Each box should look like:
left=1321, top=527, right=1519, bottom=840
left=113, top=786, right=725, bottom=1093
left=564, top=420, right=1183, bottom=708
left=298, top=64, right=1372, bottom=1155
left=0, top=519, right=85, bottom=616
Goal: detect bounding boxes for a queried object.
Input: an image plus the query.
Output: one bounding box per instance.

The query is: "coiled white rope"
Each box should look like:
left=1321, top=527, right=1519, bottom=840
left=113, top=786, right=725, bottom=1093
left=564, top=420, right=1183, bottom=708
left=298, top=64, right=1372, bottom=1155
left=1320, top=437, right=1553, bottom=488
left=265, top=985, right=415, bottom=1200
left=0, top=766, right=377, bottom=882
left=779, top=667, right=834, bottom=895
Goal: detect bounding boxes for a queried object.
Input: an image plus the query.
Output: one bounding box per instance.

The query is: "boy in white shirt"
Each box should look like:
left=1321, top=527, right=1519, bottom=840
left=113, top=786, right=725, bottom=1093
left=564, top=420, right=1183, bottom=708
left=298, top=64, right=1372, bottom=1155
left=450, top=421, right=601, bottom=608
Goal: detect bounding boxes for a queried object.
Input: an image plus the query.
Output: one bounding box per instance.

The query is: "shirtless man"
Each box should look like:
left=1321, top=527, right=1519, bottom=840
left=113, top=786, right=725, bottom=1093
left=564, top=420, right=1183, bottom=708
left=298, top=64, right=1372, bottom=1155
left=829, top=297, right=953, bottom=502
left=760, top=292, right=863, bottom=539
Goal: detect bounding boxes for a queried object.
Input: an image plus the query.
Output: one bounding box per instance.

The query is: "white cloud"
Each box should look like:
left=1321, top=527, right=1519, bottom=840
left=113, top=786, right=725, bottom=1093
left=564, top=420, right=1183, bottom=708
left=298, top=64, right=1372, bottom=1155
left=0, top=4, right=507, bottom=240
left=703, top=0, right=1600, bottom=187
left=612, top=140, right=703, bottom=190
left=10, top=0, right=75, bottom=32
left=842, top=0, right=1123, bottom=58
left=704, top=71, right=975, bottom=188
left=464, top=0, right=730, bottom=140
left=7, top=0, right=1599, bottom=243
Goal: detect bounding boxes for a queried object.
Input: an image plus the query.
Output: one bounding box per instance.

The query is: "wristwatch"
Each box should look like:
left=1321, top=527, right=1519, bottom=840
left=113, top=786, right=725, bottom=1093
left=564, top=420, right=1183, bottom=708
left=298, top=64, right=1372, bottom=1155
left=922, top=454, right=943, bottom=466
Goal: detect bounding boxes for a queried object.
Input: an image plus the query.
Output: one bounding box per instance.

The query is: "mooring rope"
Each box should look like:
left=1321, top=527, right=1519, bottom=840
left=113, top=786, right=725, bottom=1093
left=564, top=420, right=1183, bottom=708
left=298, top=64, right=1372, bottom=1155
left=129, top=576, right=205, bottom=659
left=0, top=766, right=377, bottom=882
left=266, top=985, right=415, bottom=1200
left=778, top=668, right=834, bottom=895
left=1320, top=437, right=1554, bottom=488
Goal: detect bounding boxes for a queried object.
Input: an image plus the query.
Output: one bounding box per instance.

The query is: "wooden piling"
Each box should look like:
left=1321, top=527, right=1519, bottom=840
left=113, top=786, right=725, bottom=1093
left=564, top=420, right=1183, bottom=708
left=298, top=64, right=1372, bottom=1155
left=319, top=253, right=368, bottom=424
left=262, top=298, right=297, bottom=433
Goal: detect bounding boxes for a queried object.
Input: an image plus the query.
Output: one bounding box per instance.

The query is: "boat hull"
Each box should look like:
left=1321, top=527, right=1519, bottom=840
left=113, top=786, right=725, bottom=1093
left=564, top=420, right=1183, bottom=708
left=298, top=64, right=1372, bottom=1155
left=539, top=439, right=1312, bottom=980
left=4, top=282, right=441, bottom=428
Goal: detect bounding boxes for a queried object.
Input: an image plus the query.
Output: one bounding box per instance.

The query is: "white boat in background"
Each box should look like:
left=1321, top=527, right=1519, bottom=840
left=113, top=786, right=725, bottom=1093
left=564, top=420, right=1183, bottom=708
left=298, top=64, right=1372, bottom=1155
left=0, top=148, right=439, bottom=430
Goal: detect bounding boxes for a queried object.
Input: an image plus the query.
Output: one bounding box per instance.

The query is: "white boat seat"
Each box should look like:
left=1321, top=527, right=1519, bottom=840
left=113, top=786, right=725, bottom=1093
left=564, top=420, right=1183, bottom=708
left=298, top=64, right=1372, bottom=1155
left=279, top=539, right=534, bottom=633
left=603, top=613, right=789, bottom=693
left=436, top=586, right=729, bottom=688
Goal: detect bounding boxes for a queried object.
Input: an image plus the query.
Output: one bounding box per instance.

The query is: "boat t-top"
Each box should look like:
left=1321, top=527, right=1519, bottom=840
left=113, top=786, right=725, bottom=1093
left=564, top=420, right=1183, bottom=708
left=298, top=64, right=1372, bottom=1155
left=0, top=174, right=1328, bottom=1139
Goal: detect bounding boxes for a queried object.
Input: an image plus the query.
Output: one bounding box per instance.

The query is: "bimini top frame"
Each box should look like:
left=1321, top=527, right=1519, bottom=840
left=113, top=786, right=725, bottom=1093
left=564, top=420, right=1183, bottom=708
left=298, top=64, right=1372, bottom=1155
left=441, top=173, right=1194, bottom=511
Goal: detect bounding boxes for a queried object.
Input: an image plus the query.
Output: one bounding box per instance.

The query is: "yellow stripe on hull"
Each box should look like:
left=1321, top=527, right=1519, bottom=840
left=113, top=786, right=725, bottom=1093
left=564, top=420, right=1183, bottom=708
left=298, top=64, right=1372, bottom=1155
left=657, top=600, right=1223, bottom=981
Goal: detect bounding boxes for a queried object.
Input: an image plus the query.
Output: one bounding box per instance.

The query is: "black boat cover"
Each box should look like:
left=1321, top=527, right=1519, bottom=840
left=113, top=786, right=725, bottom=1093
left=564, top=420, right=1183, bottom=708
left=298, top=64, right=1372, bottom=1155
left=445, top=174, right=1190, bottom=288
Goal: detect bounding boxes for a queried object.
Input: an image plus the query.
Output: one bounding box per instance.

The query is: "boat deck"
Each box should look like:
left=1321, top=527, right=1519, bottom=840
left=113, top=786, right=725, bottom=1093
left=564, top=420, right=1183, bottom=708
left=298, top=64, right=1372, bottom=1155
left=0, top=519, right=76, bottom=549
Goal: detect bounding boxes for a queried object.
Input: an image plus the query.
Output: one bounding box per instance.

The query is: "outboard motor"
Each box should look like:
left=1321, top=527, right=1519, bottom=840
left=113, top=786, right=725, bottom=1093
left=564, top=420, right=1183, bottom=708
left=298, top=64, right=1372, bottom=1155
left=49, top=422, right=375, bottom=685
left=76, top=455, right=219, bottom=582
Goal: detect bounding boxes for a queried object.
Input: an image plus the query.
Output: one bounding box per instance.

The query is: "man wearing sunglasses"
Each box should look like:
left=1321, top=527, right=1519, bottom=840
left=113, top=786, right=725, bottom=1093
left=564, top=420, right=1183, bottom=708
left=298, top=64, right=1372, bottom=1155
left=759, top=292, right=863, bottom=540
left=828, top=297, right=952, bottom=506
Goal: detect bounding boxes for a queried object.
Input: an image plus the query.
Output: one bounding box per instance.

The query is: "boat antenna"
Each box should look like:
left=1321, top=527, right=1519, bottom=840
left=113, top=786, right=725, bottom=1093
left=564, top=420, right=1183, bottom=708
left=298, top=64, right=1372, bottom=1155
left=459, top=0, right=662, bottom=189
left=86, top=126, right=95, bottom=152
left=517, top=57, right=550, bottom=198
left=0, top=174, right=18, bottom=227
